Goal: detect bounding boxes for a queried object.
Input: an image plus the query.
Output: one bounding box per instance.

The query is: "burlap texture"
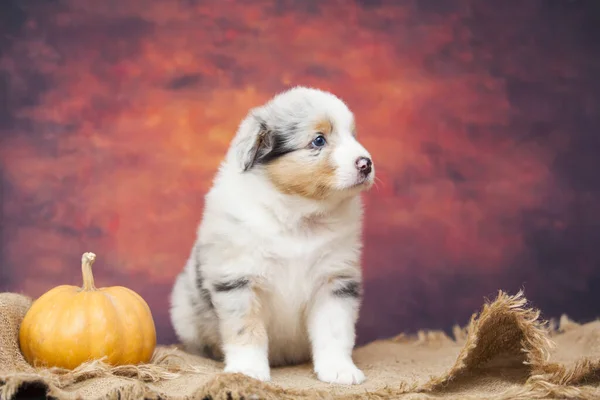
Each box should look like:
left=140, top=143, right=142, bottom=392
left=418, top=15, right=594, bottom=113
left=1, top=291, right=599, bottom=400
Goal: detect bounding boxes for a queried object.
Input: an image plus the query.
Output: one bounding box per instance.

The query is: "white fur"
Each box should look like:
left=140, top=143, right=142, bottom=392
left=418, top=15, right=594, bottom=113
left=170, top=86, right=373, bottom=385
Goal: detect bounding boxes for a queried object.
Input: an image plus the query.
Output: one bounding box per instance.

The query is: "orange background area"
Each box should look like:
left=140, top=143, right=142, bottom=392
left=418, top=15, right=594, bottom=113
left=1, top=0, right=599, bottom=345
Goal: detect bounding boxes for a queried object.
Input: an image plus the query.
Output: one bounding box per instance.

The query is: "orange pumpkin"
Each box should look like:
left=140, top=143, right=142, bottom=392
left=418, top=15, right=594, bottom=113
left=19, top=252, right=156, bottom=369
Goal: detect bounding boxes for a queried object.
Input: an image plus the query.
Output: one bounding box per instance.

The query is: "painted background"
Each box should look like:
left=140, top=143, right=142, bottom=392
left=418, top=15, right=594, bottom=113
left=1, top=0, right=599, bottom=346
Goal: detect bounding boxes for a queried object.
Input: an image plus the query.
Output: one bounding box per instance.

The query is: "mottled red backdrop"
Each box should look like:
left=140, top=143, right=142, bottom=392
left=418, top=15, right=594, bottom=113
left=1, top=0, right=599, bottom=345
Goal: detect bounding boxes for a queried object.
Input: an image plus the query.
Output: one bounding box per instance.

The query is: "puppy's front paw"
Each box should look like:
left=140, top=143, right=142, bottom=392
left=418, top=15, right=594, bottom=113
left=314, top=358, right=365, bottom=385
left=223, top=345, right=271, bottom=382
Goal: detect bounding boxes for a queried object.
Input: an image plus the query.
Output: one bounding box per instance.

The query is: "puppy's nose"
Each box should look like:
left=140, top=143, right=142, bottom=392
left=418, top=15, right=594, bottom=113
left=355, top=157, right=372, bottom=175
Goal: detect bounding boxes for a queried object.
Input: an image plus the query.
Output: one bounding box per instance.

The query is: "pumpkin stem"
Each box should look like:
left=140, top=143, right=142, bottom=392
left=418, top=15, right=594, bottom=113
left=81, top=252, right=97, bottom=291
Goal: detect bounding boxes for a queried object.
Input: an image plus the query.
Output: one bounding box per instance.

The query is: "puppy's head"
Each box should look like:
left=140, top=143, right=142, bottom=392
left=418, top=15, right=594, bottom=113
left=231, top=86, right=374, bottom=201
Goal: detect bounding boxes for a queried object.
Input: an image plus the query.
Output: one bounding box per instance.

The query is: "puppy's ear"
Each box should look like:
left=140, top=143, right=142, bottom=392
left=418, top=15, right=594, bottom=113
left=239, top=117, right=276, bottom=172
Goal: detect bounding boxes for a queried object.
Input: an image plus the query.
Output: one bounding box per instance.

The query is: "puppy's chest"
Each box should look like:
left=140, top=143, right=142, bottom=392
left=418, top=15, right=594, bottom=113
left=260, top=229, right=341, bottom=301
left=264, top=236, right=325, bottom=279
left=260, top=238, right=323, bottom=333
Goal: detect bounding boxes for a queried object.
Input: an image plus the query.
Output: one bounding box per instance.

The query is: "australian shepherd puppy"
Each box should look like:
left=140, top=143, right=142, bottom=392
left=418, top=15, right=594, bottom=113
left=169, top=86, right=374, bottom=385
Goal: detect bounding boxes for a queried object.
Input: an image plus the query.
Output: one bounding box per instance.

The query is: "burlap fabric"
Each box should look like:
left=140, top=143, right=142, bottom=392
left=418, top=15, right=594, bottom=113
left=1, top=291, right=599, bottom=400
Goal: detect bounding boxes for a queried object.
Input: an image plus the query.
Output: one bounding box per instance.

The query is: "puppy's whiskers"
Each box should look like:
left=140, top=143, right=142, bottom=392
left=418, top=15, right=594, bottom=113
left=372, top=176, right=384, bottom=192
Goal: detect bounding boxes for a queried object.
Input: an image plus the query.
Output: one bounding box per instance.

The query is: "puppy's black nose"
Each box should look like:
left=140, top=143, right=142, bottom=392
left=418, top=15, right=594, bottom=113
left=356, top=157, right=372, bottom=175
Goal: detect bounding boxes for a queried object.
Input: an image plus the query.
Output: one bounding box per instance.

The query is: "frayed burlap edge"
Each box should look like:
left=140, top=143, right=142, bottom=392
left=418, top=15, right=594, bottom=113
left=421, top=290, right=554, bottom=389
left=0, top=347, right=208, bottom=400
left=1, top=290, right=599, bottom=400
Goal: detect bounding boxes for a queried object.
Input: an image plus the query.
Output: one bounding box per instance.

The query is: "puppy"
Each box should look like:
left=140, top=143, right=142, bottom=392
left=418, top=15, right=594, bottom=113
left=169, top=86, right=374, bottom=385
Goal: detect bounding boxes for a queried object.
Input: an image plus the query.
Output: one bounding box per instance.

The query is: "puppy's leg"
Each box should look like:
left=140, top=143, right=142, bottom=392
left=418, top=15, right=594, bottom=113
left=170, top=270, right=208, bottom=353
left=308, top=276, right=365, bottom=385
left=211, top=277, right=270, bottom=381
left=170, top=253, right=223, bottom=359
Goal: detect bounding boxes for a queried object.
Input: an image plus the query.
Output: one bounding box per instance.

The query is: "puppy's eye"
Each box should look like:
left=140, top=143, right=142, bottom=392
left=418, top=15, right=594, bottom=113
left=311, top=135, right=327, bottom=148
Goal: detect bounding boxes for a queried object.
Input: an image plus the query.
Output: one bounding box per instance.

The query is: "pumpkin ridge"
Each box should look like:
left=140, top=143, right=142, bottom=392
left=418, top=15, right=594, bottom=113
left=65, top=290, right=89, bottom=369
left=129, top=286, right=155, bottom=362
left=112, top=287, right=148, bottom=364
left=23, top=287, right=74, bottom=367
left=45, top=289, right=76, bottom=368
left=76, top=291, right=92, bottom=368
left=85, top=292, right=105, bottom=363
left=80, top=292, right=92, bottom=364
left=128, top=287, right=157, bottom=362
left=57, top=290, right=82, bottom=369
left=96, top=292, right=122, bottom=365
left=102, top=290, right=127, bottom=364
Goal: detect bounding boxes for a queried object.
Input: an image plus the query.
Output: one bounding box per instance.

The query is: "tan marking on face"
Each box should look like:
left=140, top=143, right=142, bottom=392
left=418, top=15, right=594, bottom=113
left=314, top=118, right=333, bottom=135
left=266, top=151, right=337, bottom=200
left=350, top=120, right=357, bottom=136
